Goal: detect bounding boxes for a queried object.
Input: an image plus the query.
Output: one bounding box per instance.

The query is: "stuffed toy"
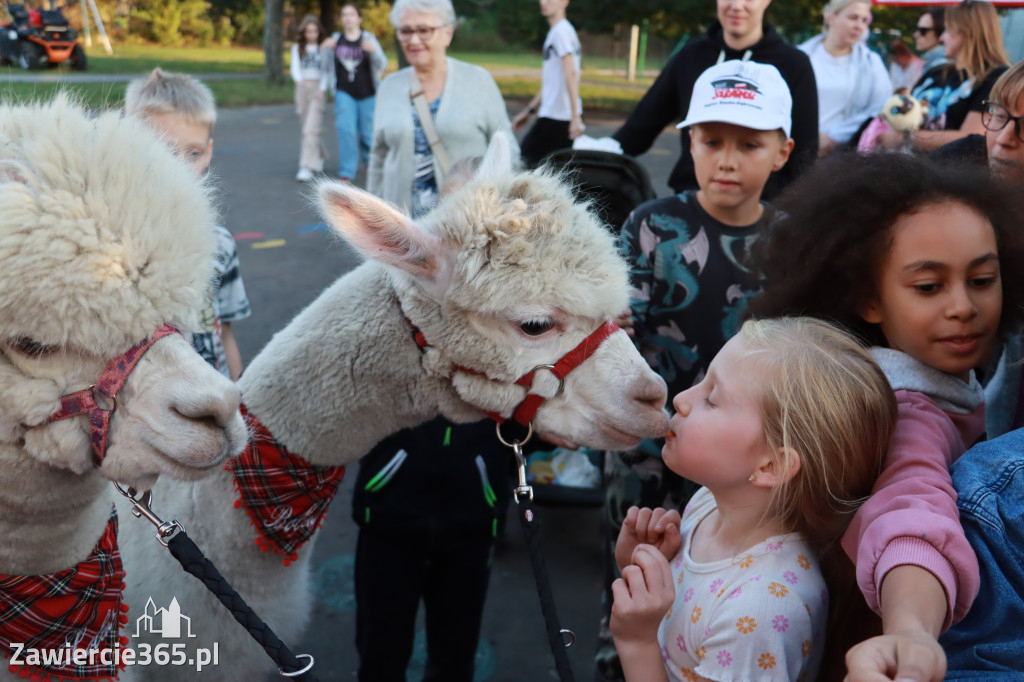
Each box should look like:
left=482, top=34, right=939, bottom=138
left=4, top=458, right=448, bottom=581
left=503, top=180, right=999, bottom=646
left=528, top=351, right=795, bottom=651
left=858, top=91, right=927, bottom=153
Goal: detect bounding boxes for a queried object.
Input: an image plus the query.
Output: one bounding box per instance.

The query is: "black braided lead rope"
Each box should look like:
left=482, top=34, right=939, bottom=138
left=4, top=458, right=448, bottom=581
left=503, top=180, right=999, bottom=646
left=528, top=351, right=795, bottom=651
left=516, top=495, right=577, bottom=682
left=166, top=531, right=317, bottom=681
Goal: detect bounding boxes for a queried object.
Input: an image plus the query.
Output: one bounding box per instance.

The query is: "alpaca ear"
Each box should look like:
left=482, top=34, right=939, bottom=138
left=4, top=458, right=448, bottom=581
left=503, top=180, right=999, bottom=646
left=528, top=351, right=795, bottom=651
left=318, top=181, right=440, bottom=281
left=475, top=131, right=515, bottom=180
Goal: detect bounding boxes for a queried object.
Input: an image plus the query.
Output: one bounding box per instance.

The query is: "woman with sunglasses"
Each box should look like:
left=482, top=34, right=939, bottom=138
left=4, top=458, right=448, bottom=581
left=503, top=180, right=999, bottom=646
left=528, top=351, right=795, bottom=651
left=368, top=0, right=518, bottom=217
left=914, top=7, right=948, bottom=75
left=885, top=1, right=1010, bottom=152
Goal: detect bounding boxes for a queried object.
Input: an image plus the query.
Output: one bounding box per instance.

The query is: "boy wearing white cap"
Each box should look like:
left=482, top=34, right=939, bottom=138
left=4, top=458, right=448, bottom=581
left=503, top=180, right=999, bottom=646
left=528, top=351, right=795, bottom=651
left=597, top=60, right=793, bottom=681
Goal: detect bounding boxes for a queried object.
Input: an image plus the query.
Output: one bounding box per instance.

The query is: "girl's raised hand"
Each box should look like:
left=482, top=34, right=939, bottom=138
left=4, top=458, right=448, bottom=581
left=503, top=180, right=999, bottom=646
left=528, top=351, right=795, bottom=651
left=615, top=506, right=682, bottom=572
left=609, top=544, right=676, bottom=645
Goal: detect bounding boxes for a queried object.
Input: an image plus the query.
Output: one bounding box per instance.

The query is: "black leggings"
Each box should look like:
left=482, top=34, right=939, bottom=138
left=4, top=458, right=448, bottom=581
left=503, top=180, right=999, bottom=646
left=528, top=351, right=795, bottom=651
left=354, top=525, right=494, bottom=682
left=520, top=117, right=572, bottom=169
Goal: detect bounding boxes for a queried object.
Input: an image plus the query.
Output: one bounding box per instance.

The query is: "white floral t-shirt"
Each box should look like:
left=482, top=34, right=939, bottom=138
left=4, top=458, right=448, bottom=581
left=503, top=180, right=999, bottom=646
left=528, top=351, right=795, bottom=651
left=658, top=488, right=826, bottom=681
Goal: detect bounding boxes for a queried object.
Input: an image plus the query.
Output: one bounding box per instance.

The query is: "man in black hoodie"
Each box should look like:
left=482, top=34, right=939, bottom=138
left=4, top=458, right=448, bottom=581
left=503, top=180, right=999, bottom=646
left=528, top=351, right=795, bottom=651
left=612, top=0, right=818, bottom=199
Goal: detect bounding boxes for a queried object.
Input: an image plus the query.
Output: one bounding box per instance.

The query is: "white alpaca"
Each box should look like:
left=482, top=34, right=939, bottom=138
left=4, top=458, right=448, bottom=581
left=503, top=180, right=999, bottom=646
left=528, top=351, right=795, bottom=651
left=121, top=135, right=668, bottom=680
left=0, top=97, right=247, bottom=682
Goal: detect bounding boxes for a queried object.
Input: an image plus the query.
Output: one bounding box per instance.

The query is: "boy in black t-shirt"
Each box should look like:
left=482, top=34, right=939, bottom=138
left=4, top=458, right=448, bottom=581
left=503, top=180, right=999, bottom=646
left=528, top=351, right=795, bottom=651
left=597, top=60, right=794, bottom=681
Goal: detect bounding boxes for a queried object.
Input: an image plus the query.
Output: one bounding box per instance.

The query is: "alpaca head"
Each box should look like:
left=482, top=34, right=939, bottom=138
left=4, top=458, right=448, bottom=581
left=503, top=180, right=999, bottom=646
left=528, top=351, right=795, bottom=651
left=320, top=134, right=669, bottom=450
left=0, top=96, right=246, bottom=491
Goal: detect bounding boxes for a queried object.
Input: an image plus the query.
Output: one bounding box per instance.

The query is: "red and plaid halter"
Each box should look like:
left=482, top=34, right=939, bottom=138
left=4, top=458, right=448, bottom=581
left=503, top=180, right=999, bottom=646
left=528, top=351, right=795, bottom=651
left=34, top=325, right=178, bottom=467
left=407, top=318, right=621, bottom=427
left=0, top=508, right=128, bottom=682
left=226, top=405, right=346, bottom=565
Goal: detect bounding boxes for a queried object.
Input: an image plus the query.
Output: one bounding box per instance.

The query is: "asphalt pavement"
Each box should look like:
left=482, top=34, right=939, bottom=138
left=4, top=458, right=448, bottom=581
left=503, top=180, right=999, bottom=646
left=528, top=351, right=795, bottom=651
left=209, top=102, right=681, bottom=682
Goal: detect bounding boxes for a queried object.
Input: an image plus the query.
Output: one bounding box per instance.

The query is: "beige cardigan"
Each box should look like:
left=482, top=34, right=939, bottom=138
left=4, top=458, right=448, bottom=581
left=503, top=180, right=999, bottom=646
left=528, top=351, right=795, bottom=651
left=367, top=58, right=519, bottom=211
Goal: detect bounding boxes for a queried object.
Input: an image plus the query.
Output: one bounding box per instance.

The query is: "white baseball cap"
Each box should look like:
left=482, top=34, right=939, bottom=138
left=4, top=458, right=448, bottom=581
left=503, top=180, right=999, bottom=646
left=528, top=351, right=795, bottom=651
left=676, top=60, right=793, bottom=138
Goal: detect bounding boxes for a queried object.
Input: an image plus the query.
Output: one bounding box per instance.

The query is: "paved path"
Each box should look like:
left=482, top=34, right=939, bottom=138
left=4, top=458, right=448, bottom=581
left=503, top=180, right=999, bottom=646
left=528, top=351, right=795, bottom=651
left=197, top=103, right=681, bottom=681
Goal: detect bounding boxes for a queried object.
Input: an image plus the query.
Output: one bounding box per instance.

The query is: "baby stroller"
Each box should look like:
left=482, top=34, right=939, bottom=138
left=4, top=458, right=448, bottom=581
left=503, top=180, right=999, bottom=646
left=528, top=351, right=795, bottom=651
left=540, top=149, right=656, bottom=233
left=525, top=149, right=656, bottom=506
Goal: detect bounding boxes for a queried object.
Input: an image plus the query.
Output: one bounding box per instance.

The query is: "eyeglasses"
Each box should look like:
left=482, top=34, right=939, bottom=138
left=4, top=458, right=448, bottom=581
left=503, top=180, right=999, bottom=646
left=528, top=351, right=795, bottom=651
left=396, top=24, right=446, bottom=42
left=981, top=101, right=1024, bottom=142
left=914, top=26, right=935, bottom=35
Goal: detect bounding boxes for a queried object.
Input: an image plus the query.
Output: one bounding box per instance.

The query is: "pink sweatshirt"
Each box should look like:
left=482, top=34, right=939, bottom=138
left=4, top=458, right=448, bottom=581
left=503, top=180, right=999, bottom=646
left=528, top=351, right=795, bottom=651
left=841, top=349, right=984, bottom=631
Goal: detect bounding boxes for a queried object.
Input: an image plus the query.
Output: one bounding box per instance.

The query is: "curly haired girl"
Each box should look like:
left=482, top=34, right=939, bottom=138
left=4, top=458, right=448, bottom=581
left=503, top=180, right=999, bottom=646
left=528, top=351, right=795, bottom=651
left=746, top=150, right=1024, bottom=680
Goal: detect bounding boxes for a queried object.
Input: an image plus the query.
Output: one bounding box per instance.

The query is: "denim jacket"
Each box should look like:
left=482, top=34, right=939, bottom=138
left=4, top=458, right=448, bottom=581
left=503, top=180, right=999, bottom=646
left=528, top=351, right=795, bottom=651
left=941, top=428, right=1024, bottom=677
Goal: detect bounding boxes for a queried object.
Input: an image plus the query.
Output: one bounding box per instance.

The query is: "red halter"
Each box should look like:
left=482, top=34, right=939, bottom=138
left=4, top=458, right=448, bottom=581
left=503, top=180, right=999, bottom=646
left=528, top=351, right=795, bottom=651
left=407, top=318, right=620, bottom=428
left=31, top=324, right=179, bottom=467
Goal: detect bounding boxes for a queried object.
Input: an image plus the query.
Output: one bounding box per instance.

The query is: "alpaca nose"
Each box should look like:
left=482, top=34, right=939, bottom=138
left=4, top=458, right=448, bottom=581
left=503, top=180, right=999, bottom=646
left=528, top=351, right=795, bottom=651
left=173, top=380, right=242, bottom=428
left=631, top=374, right=667, bottom=412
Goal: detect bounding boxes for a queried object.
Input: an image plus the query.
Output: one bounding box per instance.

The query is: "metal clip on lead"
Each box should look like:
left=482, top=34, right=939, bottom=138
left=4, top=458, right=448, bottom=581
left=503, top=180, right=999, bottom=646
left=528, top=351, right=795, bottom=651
left=113, top=483, right=183, bottom=546
left=496, top=421, right=534, bottom=502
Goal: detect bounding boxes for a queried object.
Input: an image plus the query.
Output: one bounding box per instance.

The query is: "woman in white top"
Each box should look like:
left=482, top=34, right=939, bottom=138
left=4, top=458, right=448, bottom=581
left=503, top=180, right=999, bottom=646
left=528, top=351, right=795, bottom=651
left=368, top=0, right=518, bottom=216
left=290, top=15, right=330, bottom=181
left=799, top=0, right=892, bottom=156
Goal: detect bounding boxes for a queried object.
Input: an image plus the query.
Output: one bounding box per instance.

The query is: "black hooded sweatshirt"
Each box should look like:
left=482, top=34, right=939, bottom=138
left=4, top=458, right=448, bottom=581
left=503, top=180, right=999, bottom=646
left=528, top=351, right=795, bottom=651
left=612, top=21, right=819, bottom=200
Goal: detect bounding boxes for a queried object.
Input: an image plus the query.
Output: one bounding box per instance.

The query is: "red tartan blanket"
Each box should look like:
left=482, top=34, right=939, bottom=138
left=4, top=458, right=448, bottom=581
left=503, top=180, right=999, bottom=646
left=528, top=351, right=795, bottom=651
left=0, top=507, right=128, bottom=681
left=226, top=405, right=346, bottom=565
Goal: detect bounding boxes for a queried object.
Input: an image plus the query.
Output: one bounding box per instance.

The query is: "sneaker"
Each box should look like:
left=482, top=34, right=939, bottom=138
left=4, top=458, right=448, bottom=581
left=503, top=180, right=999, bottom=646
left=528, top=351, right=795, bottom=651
left=296, top=168, right=314, bottom=182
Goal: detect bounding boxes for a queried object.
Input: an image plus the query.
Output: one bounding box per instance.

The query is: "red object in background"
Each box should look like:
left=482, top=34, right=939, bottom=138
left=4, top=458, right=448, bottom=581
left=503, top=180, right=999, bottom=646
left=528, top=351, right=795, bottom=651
left=26, top=8, right=41, bottom=26
left=872, top=0, right=1024, bottom=6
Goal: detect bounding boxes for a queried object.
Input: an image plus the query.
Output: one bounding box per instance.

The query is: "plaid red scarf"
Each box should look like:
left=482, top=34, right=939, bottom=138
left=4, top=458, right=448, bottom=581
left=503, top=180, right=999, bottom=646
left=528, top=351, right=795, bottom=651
left=226, top=405, right=346, bottom=565
left=1, top=507, right=128, bottom=681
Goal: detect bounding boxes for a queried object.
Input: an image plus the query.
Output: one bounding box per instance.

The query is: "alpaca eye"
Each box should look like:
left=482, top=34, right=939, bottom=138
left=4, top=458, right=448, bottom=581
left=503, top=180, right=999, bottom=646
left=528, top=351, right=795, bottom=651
left=519, top=319, right=555, bottom=336
left=9, top=337, right=57, bottom=357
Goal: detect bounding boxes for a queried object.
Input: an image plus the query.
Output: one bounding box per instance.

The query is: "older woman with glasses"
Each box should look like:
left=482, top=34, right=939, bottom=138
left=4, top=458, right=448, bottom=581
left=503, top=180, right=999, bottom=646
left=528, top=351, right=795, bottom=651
left=984, top=63, right=1024, bottom=187
left=368, top=0, right=518, bottom=217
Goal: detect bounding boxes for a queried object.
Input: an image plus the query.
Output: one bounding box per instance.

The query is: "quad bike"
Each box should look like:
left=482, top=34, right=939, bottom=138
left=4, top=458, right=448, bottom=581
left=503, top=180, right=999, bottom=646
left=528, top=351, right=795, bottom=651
left=0, top=2, right=86, bottom=70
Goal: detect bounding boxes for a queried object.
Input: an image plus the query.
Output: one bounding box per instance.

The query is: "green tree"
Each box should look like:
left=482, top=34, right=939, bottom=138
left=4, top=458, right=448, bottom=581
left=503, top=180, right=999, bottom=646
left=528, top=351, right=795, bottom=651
left=132, top=0, right=215, bottom=46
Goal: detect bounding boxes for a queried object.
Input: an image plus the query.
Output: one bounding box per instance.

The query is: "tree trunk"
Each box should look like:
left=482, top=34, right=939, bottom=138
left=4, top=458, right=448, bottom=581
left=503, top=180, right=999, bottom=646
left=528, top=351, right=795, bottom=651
left=264, top=0, right=286, bottom=84
left=319, top=0, right=336, bottom=35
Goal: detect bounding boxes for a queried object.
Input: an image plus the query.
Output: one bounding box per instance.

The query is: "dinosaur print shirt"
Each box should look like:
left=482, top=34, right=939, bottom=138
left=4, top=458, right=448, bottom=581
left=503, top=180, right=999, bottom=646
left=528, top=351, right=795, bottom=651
left=621, top=190, right=771, bottom=457
left=659, top=488, right=826, bottom=682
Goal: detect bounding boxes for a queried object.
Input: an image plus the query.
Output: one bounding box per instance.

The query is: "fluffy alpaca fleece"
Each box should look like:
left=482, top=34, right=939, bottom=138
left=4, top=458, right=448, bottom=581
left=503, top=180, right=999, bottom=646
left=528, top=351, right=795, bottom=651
left=0, top=97, right=247, bottom=682
left=119, top=134, right=668, bottom=680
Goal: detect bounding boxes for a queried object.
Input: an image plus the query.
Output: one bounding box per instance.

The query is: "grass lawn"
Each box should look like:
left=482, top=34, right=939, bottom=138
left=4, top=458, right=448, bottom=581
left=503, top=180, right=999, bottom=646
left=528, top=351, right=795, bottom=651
left=0, top=44, right=651, bottom=114
left=83, top=44, right=264, bottom=74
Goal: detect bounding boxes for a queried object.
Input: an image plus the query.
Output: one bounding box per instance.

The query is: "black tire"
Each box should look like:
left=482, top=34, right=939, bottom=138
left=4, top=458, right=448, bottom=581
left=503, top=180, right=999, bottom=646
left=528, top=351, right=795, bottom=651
left=69, top=43, right=86, bottom=70
left=18, top=41, right=42, bottom=70
left=0, top=33, right=15, bottom=66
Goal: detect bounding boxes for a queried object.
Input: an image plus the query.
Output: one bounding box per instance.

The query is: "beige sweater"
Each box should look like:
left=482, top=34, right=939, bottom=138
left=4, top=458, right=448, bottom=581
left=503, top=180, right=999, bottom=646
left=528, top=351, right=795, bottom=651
left=368, top=58, right=519, bottom=210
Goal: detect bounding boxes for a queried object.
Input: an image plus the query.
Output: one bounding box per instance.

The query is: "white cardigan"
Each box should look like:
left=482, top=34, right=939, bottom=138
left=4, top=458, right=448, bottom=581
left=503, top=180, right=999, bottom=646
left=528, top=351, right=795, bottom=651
left=368, top=58, right=519, bottom=211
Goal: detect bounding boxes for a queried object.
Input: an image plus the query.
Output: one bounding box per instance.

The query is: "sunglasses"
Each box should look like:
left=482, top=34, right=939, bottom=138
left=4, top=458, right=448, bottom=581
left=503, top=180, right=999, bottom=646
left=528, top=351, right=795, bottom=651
left=982, top=101, right=1024, bottom=143
left=914, top=26, right=936, bottom=35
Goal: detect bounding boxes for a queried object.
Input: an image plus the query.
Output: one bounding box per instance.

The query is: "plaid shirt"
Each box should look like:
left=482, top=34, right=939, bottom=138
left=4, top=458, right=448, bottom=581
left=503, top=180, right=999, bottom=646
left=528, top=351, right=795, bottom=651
left=226, top=406, right=346, bottom=565
left=1, top=507, right=125, bottom=680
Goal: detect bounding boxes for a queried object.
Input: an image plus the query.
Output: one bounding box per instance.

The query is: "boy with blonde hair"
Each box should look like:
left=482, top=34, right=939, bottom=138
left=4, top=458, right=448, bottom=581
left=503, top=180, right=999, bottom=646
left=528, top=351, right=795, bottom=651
left=125, top=68, right=251, bottom=380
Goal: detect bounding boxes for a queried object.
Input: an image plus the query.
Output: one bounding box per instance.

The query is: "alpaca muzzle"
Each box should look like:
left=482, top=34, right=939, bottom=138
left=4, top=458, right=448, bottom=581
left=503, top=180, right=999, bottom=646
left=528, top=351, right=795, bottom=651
left=406, top=317, right=620, bottom=429
left=30, top=324, right=178, bottom=467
